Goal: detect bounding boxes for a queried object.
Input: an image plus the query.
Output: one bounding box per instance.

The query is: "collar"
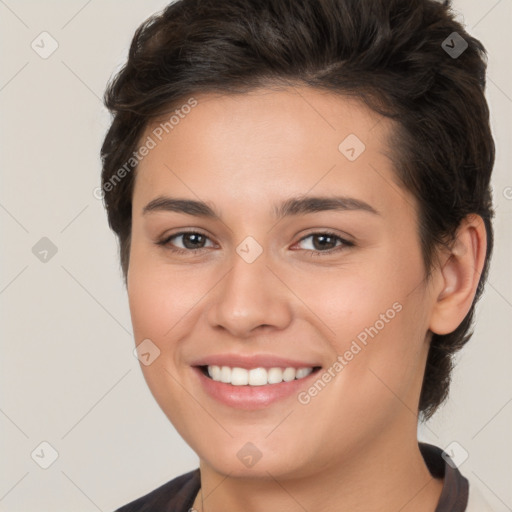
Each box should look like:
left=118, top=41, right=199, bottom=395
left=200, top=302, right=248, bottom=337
left=419, top=442, right=469, bottom=511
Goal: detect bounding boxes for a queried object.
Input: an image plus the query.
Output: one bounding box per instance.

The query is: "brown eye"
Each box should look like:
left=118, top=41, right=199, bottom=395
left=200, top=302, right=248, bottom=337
left=175, top=232, right=208, bottom=249
left=295, top=232, right=353, bottom=256
left=157, top=231, right=214, bottom=253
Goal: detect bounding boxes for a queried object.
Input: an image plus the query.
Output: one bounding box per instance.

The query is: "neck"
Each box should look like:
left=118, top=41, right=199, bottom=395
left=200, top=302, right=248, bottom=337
left=192, top=430, right=443, bottom=512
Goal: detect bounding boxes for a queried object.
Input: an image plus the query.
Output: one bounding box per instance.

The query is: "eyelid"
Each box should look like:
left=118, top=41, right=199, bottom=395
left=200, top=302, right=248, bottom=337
left=292, top=231, right=353, bottom=253
left=157, top=228, right=215, bottom=249
left=296, top=228, right=354, bottom=245
left=156, top=228, right=354, bottom=255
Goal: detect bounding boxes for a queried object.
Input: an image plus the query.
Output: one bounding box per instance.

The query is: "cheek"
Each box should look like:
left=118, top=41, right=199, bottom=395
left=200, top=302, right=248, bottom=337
left=127, top=269, right=167, bottom=343
left=127, top=242, right=207, bottom=343
left=291, top=262, right=416, bottom=344
left=126, top=257, right=196, bottom=421
left=309, top=245, right=429, bottom=403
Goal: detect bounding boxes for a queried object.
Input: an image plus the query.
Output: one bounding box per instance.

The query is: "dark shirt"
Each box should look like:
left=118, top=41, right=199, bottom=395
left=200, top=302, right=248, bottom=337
left=114, top=443, right=469, bottom=512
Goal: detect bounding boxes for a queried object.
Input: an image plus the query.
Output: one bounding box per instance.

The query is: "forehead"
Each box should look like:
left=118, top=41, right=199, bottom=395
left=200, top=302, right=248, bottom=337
left=145, top=86, right=390, bottom=154
left=132, top=86, right=412, bottom=219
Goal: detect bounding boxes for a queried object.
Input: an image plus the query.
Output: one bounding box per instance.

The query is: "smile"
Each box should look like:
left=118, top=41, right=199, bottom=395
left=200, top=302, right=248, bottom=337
left=201, top=365, right=321, bottom=386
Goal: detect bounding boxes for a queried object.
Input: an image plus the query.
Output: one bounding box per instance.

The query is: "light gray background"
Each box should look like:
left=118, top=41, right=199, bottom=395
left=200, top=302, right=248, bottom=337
left=1, top=1, right=511, bottom=511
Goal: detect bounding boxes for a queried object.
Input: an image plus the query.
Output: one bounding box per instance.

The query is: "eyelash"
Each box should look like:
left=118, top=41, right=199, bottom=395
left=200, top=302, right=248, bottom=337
left=155, top=230, right=354, bottom=257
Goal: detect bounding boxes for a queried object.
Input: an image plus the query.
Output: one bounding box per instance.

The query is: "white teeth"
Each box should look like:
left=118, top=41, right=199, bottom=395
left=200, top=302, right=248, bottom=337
left=206, top=365, right=314, bottom=386
left=282, top=367, right=296, bottom=382
left=248, top=367, right=267, bottom=386
left=220, top=366, right=231, bottom=383
left=296, top=367, right=313, bottom=379
left=231, top=367, right=249, bottom=386
left=267, top=367, right=283, bottom=384
left=208, top=365, right=221, bottom=380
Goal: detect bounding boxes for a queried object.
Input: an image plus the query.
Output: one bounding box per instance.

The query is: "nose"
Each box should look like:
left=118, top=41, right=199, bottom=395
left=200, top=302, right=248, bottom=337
left=206, top=249, right=293, bottom=338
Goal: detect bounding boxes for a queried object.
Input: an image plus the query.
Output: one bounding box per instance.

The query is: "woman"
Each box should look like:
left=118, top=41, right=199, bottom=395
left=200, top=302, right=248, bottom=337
left=100, top=0, right=496, bottom=510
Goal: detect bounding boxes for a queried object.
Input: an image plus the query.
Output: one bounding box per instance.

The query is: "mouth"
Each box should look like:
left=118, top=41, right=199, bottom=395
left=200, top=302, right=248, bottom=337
left=197, top=365, right=323, bottom=386
left=190, top=354, right=324, bottom=408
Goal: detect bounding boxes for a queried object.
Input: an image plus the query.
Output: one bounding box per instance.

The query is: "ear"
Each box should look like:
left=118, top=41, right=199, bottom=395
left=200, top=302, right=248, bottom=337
left=429, top=214, right=488, bottom=335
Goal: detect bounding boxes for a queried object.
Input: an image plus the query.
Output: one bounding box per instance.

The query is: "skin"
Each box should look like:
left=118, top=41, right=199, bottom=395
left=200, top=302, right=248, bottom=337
left=127, top=86, right=486, bottom=512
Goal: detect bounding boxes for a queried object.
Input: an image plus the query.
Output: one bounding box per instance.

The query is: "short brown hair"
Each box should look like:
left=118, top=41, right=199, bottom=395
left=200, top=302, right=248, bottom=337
left=100, top=0, right=495, bottom=419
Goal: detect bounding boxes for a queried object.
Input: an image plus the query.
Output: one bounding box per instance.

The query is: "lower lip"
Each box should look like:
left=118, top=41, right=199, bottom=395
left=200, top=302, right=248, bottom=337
left=192, top=367, right=321, bottom=409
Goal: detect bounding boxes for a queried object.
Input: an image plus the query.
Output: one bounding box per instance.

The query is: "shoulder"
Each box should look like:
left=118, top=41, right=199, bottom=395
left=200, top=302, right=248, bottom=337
left=113, top=468, right=200, bottom=512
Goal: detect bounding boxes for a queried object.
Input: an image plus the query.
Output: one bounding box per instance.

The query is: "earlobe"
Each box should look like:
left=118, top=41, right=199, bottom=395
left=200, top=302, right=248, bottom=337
left=429, top=214, right=487, bottom=335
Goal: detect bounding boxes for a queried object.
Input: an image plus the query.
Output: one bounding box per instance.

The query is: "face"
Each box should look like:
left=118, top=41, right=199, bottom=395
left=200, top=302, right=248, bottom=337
left=127, top=86, right=438, bottom=479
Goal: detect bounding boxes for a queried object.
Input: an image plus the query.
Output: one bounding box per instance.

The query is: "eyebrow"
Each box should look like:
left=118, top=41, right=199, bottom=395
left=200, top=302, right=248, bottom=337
left=142, top=195, right=380, bottom=219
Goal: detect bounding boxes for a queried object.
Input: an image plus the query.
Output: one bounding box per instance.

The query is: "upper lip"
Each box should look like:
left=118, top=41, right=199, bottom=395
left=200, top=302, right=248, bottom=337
left=191, top=353, right=322, bottom=369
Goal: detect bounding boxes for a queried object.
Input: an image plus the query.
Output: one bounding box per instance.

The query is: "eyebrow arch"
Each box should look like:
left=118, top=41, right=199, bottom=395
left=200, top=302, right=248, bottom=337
left=142, top=195, right=380, bottom=219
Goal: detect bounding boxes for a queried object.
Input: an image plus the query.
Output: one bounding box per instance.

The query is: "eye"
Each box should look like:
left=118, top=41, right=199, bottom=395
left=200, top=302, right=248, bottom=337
left=156, top=230, right=353, bottom=256
left=294, top=231, right=353, bottom=256
left=156, top=231, right=215, bottom=254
